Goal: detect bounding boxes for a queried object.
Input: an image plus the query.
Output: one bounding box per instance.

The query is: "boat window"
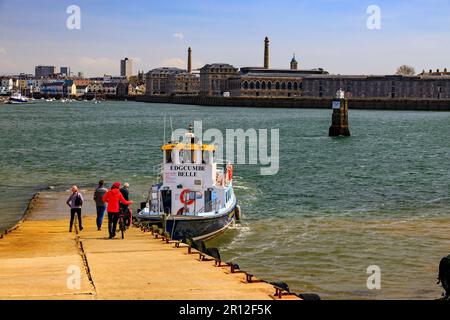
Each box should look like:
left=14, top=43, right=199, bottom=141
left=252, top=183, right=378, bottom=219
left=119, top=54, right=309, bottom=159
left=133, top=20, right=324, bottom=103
left=203, top=150, right=211, bottom=164
left=165, top=150, right=172, bottom=163
left=182, top=149, right=191, bottom=163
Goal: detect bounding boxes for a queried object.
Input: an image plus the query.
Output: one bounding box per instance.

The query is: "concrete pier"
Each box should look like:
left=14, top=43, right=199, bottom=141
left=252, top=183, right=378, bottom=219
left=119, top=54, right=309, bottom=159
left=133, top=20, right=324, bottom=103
left=0, top=190, right=299, bottom=300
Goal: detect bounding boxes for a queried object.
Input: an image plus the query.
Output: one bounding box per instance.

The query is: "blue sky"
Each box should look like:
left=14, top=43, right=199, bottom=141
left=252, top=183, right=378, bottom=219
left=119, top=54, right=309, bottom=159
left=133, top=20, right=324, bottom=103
left=1, top=0, right=450, bottom=76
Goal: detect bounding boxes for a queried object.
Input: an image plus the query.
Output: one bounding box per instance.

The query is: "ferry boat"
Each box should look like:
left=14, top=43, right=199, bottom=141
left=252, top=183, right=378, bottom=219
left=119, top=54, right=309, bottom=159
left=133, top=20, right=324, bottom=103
left=136, top=125, right=241, bottom=241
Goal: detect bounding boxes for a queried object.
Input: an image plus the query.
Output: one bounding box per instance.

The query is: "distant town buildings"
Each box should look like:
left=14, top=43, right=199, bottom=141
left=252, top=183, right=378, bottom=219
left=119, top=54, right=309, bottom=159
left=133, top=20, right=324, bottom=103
left=35, top=65, right=55, bottom=79
left=120, top=58, right=133, bottom=78
left=60, top=67, right=70, bottom=77
left=3, top=36, right=450, bottom=101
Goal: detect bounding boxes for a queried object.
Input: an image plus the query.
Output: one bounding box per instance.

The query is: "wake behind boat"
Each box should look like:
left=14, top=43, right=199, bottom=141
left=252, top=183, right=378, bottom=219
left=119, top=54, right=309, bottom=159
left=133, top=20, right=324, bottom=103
left=136, top=124, right=241, bottom=241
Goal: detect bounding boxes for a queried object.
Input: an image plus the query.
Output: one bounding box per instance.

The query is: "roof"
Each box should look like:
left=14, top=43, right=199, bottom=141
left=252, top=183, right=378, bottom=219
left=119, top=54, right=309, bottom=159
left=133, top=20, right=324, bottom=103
left=240, top=67, right=328, bottom=76
left=148, top=67, right=185, bottom=74
left=161, top=143, right=216, bottom=151
left=200, top=63, right=237, bottom=70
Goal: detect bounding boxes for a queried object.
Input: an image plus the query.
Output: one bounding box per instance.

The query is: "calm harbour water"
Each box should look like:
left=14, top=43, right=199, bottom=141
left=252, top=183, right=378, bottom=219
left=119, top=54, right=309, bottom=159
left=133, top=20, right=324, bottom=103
left=0, top=100, right=449, bottom=299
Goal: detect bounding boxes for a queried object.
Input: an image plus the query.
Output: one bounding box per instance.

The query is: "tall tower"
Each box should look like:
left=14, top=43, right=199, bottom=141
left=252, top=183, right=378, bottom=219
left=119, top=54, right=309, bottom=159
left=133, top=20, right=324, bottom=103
left=120, top=57, right=132, bottom=78
left=290, top=54, right=298, bottom=70
left=264, top=37, right=270, bottom=69
left=187, top=47, right=192, bottom=73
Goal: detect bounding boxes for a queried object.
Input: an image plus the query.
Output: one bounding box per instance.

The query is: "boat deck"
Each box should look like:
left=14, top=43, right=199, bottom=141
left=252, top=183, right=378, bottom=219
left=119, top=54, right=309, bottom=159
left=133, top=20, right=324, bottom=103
left=0, top=190, right=299, bottom=300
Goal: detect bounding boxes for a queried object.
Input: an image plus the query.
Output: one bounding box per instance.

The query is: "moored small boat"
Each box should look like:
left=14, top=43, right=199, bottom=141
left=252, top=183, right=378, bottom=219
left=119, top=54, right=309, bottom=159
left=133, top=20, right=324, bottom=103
left=137, top=124, right=241, bottom=241
left=8, top=93, right=28, bottom=104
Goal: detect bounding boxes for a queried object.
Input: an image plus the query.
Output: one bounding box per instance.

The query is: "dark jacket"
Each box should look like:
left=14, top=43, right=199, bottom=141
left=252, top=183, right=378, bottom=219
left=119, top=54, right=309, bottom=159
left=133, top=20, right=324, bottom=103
left=119, top=187, right=130, bottom=210
left=93, top=186, right=108, bottom=206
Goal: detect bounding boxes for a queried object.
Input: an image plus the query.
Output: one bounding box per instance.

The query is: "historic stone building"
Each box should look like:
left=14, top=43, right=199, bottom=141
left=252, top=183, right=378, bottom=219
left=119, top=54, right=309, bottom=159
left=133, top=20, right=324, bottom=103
left=167, top=72, right=200, bottom=96
left=228, top=67, right=328, bottom=97
left=146, top=47, right=200, bottom=96
left=146, top=67, right=185, bottom=95
left=301, top=74, right=450, bottom=99
left=199, top=63, right=239, bottom=96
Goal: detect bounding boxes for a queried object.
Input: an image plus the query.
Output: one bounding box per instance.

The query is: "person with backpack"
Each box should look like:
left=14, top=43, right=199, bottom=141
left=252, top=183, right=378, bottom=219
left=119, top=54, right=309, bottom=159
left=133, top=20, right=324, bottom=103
left=93, top=180, right=108, bottom=231
left=102, top=182, right=133, bottom=239
left=66, top=185, right=84, bottom=232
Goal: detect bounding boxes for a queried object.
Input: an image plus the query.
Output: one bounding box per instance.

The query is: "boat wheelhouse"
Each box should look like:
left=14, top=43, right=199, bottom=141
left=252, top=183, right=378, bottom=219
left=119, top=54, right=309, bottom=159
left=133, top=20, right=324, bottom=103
left=136, top=125, right=240, bottom=241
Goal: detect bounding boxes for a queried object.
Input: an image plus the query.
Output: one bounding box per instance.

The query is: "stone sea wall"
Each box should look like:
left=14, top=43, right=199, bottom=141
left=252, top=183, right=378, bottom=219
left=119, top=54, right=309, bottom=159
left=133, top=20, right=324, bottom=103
left=133, top=95, right=450, bottom=111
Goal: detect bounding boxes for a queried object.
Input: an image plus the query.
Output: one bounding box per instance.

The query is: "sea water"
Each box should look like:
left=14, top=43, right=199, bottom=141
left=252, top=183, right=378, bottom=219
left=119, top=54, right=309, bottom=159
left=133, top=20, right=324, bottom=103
left=0, top=101, right=449, bottom=299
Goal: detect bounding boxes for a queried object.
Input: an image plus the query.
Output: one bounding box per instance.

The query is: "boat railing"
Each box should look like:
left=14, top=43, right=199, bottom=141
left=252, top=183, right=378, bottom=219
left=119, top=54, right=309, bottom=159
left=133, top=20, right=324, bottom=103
left=195, top=199, right=219, bottom=215
left=152, top=163, right=164, bottom=184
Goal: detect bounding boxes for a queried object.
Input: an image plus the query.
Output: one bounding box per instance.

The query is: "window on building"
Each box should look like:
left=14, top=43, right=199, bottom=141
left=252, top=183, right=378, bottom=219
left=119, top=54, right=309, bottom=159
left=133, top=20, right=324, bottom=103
left=287, top=82, right=292, bottom=90
left=293, top=82, right=298, bottom=90
left=276, top=82, right=280, bottom=90
left=268, top=82, right=272, bottom=90
left=256, top=81, right=260, bottom=90
left=281, top=82, right=286, bottom=90
left=243, top=81, right=248, bottom=89
left=262, top=81, right=266, bottom=90
left=250, top=82, right=255, bottom=90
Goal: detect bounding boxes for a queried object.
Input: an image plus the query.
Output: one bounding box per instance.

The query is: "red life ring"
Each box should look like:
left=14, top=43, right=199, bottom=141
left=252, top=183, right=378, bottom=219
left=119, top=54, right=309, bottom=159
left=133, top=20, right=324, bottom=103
left=180, top=189, right=195, bottom=205
left=227, top=165, right=233, bottom=181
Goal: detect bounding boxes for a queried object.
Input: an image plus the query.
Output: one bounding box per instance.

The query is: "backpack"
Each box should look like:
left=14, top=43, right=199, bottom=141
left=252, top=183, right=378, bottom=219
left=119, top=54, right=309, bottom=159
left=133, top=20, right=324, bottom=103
left=74, top=193, right=83, bottom=207
left=438, top=254, right=450, bottom=299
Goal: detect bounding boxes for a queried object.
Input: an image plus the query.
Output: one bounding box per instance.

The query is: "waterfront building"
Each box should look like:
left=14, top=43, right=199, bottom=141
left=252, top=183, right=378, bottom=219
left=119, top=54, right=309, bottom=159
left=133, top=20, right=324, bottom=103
left=86, top=82, right=103, bottom=94
left=120, top=58, right=133, bottom=78
left=102, top=82, right=129, bottom=97
left=301, top=74, right=450, bottom=99
left=70, top=80, right=91, bottom=97
left=167, top=72, right=200, bottom=96
left=229, top=67, right=328, bottom=97
left=199, top=63, right=239, bottom=96
left=35, top=65, right=55, bottom=78
left=145, top=67, right=185, bottom=95
left=41, top=81, right=68, bottom=96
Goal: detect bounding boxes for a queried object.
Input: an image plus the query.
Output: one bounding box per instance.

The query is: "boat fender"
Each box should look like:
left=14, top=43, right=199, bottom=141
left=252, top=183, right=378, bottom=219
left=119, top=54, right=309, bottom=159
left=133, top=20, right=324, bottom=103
left=235, top=205, right=242, bottom=221
left=227, top=164, right=233, bottom=181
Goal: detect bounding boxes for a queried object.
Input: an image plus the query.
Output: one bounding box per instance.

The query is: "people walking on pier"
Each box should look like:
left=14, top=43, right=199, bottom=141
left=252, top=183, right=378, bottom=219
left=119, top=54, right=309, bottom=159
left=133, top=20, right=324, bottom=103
left=103, top=182, right=133, bottom=239
left=66, top=185, right=84, bottom=232
left=93, top=180, right=108, bottom=231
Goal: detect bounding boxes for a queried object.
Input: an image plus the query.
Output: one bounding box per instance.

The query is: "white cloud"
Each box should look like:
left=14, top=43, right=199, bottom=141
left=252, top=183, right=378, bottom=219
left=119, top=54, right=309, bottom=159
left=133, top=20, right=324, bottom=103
left=78, top=56, right=117, bottom=76
left=0, top=47, right=6, bottom=55
left=173, top=32, right=184, bottom=40
left=161, top=58, right=185, bottom=69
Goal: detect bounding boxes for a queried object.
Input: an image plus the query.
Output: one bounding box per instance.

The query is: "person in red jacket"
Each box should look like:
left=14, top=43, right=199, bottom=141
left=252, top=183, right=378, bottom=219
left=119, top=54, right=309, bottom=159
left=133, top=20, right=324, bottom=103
left=103, top=182, right=133, bottom=239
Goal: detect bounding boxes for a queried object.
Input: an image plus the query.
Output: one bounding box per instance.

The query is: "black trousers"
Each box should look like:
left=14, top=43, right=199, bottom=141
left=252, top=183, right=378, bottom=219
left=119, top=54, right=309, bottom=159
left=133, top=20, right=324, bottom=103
left=108, top=212, right=119, bottom=237
left=70, top=208, right=82, bottom=231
